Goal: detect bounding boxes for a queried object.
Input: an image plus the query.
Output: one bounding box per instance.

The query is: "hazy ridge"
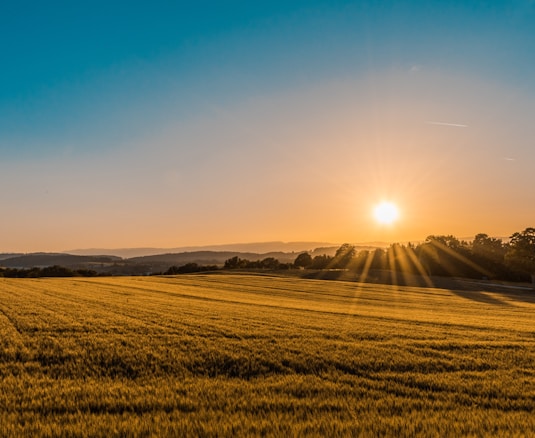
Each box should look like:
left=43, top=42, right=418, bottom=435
left=0, top=242, right=386, bottom=274
left=63, top=241, right=341, bottom=258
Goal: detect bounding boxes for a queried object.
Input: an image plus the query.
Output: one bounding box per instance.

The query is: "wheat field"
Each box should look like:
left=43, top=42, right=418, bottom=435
left=1, top=273, right=534, bottom=437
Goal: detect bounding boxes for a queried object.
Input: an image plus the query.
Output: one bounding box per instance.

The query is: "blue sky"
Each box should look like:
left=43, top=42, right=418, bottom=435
left=1, top=1, right=535, bottom=251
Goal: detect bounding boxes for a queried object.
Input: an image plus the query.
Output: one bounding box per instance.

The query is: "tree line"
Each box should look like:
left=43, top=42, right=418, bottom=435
left=291, top=228, right=535, bottom=283
left=223, top=228, right=535, bottom=284
left=0, top=265, right=99, bottom=278
left=2, top=228, right=533, bottom=283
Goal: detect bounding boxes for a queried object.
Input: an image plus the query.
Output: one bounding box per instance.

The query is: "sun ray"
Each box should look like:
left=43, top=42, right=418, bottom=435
left=424, top=239, right=493, bottom=278
left=387, top=245, right=399, bottom=288
left=357, top=250, right=376, bottom=284
left=402, top=246, right=436, bottom=288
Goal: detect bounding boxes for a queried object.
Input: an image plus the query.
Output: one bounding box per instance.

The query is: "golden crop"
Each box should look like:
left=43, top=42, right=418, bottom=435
left=0, top=274, right=534, bottom=437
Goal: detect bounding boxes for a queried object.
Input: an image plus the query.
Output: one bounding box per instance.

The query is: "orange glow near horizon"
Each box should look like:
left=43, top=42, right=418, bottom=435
left=1, top=70, right=534, bottom=253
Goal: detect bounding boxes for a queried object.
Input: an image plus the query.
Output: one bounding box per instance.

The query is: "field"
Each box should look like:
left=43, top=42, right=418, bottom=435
left=1, top=273, right=535, bottom=437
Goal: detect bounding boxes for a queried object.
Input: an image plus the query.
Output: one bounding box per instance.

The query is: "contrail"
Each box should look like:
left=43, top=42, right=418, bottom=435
left=426, top=121, right=468, bottom=128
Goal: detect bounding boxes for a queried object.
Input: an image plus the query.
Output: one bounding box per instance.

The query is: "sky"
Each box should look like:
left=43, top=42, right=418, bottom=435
left=1, top=0, right=535, bottom=252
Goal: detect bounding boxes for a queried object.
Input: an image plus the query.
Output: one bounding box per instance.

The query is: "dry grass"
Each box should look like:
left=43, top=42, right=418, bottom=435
left=1, top=273, right=534, bottom=437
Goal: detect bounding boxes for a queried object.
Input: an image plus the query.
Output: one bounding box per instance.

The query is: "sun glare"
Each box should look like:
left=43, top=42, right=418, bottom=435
left=373, top=202, right=399, bottom=225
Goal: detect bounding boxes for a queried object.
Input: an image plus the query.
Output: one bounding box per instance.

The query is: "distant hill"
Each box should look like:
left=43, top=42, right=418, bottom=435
left=65, top=241, right=338, bottom=258
left=127, top=251, right=299, bottom=267
left=0, top=248, right=340, bottom=275
left=0, top=253, right=121, bottom=269
left=0, top=253, right=22, bottom=261
left=0, top=250, right=307, bottom=273
left=0, top=243, right=389, bottom=275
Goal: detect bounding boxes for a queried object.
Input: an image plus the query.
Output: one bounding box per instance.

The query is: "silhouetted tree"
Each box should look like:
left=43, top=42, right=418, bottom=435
left=224, top=256, right=245, bottom=269
left=425, top=235, right=462, bottom=249
left=352, top=250, right=370, bottom=271
left=294, top=252, right=313, bottom=268
left=75, top=269, right=98, bottom=277
left=385, top=244, right=419, bottom=274
left=418, top=236, right=469, bottom=277
left=470, top=233, right=508, bottom=279
left=370, top=248, right=386, bottom=270
left=310, top=254, right=332, bottom=269
left=165, top=263, right=218, bottom=274
left=506, top=228, right=535, bottom=285
left=259, top=257, right=280, bottom=269
left=41, top=265, right=75, bottom=277
left=332, top=244, right=356, bottom=269
left=472, top=234, right=505, bottom=260
left=222, top=256, right=289, bottom=270
left=0, top=265, right=98, bottom=278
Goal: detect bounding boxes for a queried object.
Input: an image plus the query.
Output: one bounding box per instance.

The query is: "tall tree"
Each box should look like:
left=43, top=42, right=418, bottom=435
left=294, top=252, right=313, bottom=268
left=471, top=233, right=508, bottom=279
left=332, top=244, right=356, bottom=269
left=472, top=233, right=505, bottom=261
left=506, top=227, right=535, bottom=286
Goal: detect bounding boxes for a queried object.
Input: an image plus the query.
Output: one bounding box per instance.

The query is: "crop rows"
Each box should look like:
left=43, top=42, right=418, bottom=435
left=0, top=274, right=534, bottom=436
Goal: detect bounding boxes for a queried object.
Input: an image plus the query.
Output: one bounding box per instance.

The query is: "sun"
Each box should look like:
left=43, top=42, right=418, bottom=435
left=373, top=201, right=399, bottom=225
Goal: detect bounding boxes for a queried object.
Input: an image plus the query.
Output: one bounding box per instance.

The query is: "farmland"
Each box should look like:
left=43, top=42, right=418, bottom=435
left=1, top=274, right=535, bottom=437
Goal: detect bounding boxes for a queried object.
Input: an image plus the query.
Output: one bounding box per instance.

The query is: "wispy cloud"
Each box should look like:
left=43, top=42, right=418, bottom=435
left=426, top=121, right=468, bottom=128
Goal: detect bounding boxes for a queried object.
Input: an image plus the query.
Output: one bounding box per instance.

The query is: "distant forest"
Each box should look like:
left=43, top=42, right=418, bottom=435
left=222, top=228, right=535, bottom=284
left=0, top=265, right=99, bottom=278
left=1, top=228, right=534, bottom=284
